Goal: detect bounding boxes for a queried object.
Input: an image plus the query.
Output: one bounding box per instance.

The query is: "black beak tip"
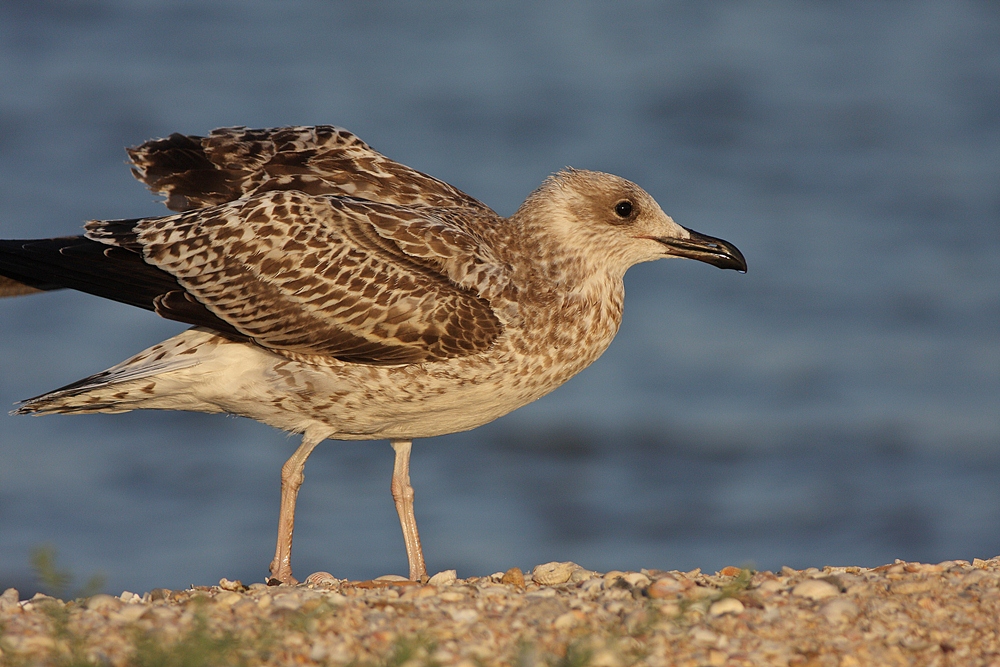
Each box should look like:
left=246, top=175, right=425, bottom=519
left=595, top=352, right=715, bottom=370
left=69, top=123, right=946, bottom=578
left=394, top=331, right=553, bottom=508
left=727, top=247, right=748, bottom=274
left=655, top=228, right=748, bottom=273
left=686, top=229, right=748, bottom=273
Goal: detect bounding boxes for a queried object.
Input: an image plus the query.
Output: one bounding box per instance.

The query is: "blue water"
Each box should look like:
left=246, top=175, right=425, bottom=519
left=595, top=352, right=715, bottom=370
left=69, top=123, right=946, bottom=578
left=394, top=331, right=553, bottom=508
left=0, top=1, right=998, bottom=595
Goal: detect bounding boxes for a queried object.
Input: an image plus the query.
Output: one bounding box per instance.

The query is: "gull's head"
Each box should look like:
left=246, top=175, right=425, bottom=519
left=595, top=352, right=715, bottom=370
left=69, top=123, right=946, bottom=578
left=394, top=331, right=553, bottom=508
left=518, top=169, right=746, bottom=275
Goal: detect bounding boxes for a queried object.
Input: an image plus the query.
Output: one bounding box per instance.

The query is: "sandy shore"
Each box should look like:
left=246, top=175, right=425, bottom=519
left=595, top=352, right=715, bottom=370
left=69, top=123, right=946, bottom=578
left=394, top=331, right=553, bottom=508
left=1, top=557, right=998, bottom=666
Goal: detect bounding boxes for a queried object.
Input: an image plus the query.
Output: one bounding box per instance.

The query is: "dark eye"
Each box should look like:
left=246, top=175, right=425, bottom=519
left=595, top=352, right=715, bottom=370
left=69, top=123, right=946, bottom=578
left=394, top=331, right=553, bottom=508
left=614, top=200, right=633, bottom=218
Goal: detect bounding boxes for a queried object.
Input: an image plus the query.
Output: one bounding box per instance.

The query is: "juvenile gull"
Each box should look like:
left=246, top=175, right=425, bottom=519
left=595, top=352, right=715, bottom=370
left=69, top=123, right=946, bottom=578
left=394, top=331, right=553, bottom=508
left=0, top=126, right=746, bottom=584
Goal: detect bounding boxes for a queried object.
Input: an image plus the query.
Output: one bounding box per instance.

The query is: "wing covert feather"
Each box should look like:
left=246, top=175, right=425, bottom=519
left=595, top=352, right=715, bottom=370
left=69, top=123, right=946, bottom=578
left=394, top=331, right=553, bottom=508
left=90, top=191, right=507, bottom=365
left=128, top=125, right=492, bottom=214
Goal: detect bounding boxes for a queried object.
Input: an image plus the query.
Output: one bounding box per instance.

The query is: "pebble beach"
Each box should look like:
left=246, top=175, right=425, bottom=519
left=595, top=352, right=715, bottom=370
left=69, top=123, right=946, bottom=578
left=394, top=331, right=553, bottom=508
left=1, top=557, right=998, bottom=666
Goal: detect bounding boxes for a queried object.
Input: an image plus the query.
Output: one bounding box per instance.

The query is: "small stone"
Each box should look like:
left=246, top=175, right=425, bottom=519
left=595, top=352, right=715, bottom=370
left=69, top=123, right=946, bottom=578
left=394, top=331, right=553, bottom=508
left=962, top=570, right=989, bottom=587
left=825, top=574, right=851, bottom=592
left=603, top=570, right=626, bottom=585
left=323, top=592, right=348, bottom=606
left=414, top=585, right=437, bottom=598
left=428, top=570, right=457, bottom=586
left=532, top=561, right=577, bottom=585
left=709, top=597, right=745, bottom=616
left=501, top=567, right=525, bottom=587
left=86, top=594, right=122, bottom=612
left=218, top=578, right=243, bottom=591
left=148, top=588, right=171, bottom=602
left=719, top=566, right=743, bottom=577
left=112, top=604, right=148, bottom=623
left=4, top=634, right=55, bottom=653
left=792, top=579, right=839, bottom=600
left=820, top=598, right=860, bottom=624
left=525, top=588, right=557, bottom=599
left=590, top=649, right=622, bottom=667
left=0, top=588, right=19, bottom=611
left=447, top=608, right=478, bottom=623
left=375, top=574, right=409, bottom=582
left=891, top=580, right=934, bottom=595
left=657, top=601, right=681, bottom=616
left=272, top=593, right=304, bottom=610
left=309, top=643, right=330, bottom=662
left=707, top=649, right=729, bottom=667
left=685, top=585, right=716, bottom=600
left=570, top=568, right=598, bottom=583
left=691, top=628, right=719, bottom=646
left=623, top=572, right=651, bottom=588
left=553, top=611, right=578, bottom=630
left=119, top=590, right=140, bottom=603
left=256, top=594, right=272, bottom=609
left=624, top=608, right=650, bottom=633
left=647, top=576, right=683, bottom=599
left=214, top=591, right=243, bottom=606
left=756, top=579, right=785, bottom=594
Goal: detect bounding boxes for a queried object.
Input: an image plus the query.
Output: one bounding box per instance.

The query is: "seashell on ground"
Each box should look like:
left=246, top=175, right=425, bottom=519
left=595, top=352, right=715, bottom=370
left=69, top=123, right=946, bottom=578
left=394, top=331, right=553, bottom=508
left=218, top=578, right=243, bottom=592
left=501, top=567, right=525, bottom=586
left=304, top=572, right=339, bottom=586
left=709, top=597, right=745, bottom=616
left=428, top=570, right=457, bottom=586
left=819, top=598, right=860, bottom=624
left=791, top=578, right=839, bottom=600
left=647, top=576, right=684, bottom=599
left=532, top=561, right=579, bottom=585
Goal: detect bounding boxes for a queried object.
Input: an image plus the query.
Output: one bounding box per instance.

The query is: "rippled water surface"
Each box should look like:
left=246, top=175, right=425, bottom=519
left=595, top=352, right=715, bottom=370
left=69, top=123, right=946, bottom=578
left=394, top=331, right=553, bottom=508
left=1, top=2, right=998, bottom=594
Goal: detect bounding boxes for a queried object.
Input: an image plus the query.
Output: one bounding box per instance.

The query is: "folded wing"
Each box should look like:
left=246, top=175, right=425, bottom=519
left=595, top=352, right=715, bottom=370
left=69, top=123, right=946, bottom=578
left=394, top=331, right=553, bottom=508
left=83, top=191, right=507, bottom=365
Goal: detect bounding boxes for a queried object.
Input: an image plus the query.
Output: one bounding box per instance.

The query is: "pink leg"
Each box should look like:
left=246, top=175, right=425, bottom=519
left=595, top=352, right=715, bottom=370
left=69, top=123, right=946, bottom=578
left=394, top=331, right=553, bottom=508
left=268, top=433, right=322, bottom=585
left=390, top=439, right=428, bottom=581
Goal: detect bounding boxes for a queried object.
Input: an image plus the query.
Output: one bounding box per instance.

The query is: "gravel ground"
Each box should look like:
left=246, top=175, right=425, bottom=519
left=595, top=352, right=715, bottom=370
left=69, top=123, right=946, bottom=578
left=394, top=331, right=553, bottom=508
left=1, top=557, right=998, bottom=666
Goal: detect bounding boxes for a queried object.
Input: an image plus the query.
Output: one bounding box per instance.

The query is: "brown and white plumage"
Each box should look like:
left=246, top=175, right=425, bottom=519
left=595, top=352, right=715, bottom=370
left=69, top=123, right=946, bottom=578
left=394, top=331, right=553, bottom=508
left=89, top=192, right=507, bottom=364
left=0, top=125, right=746, bottom=584
left=128, top=126, right=492, bottom=214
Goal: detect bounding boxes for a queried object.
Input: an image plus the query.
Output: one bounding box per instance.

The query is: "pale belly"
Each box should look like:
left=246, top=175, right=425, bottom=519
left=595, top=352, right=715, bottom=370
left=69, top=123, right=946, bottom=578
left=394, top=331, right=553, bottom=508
left=27, top=282, right=623, bottom=443
left=141, top=326, right=611, bottom=441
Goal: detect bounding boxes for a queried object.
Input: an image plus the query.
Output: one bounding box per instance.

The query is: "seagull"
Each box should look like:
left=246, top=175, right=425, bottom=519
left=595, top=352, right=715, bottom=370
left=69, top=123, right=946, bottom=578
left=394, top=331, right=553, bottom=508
left=0, top=126, right=746, bottom=584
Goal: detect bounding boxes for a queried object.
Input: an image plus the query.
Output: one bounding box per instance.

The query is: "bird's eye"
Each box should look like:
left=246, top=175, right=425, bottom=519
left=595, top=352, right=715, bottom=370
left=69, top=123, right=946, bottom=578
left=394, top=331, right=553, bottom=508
left=614, top=200, right=633, bottom=218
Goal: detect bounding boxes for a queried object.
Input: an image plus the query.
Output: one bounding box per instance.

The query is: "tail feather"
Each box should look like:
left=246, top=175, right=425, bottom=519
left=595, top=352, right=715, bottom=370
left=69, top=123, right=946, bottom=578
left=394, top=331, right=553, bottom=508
left=0, top=236, right=243, bottom=338
left=14, top=331, right=209, bottom=416
left=0, top=235, right=171, bottom=310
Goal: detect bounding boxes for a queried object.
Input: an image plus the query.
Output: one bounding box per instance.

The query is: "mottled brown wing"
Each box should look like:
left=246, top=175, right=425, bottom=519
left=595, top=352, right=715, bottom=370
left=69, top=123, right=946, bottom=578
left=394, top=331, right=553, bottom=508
left=128, top=125, right=491, bottom=214
left=86, top=191, right=507, bottom=365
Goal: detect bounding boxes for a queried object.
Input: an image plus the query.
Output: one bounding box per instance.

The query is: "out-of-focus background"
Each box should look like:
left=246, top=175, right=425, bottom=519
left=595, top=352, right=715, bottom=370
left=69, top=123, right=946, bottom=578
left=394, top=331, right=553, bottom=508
left=0, top=2, right=997, bottom=595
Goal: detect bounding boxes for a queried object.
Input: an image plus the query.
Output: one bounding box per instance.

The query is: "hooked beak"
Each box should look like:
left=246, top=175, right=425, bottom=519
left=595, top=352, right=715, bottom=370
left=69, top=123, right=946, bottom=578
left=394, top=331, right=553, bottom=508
left=655, top=228, right=747, bottom=272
